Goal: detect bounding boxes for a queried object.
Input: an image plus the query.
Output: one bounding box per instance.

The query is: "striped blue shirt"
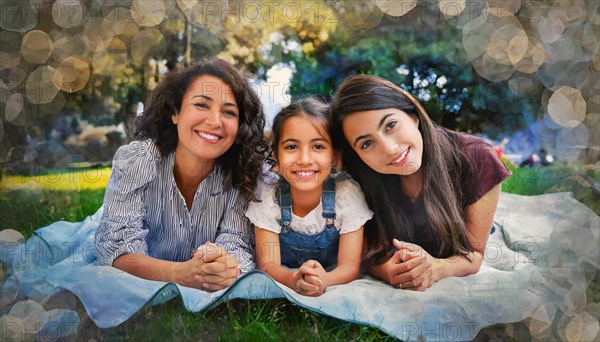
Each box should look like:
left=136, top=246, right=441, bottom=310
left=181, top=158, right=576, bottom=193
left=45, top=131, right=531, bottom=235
left=94, top=140, right=255, bottom=272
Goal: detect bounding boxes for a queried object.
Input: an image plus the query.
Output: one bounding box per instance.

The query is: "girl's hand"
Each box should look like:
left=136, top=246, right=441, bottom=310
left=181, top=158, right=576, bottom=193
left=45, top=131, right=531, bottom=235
left=176, top=242, right=240, bottom=291
left=391, top=239, right=437, bottom=291
left=294, top=260, right=328, bottom=296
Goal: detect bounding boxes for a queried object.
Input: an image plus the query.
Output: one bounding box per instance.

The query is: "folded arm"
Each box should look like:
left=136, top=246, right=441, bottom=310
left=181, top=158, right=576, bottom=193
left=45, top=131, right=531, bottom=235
left=369, top=184, right=502, bottom=290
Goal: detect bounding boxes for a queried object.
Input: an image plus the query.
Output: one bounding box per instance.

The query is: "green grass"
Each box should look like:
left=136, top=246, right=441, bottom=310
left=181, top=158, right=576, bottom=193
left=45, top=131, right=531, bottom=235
left=502, top=160, right=600, bottom=215
left=73, top=297, right=397, bottom=341
left=1, top=163, right=598, bottom=340
left=0, top=189, right=106, bottom=238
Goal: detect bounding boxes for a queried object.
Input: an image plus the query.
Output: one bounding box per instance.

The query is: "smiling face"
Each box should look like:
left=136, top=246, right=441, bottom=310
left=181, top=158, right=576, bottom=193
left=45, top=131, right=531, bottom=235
left=342, top=108, right=423, bottom=176
left=276, top=115, right=336, bottom=196
left=172, top=74, right=239, bottom=166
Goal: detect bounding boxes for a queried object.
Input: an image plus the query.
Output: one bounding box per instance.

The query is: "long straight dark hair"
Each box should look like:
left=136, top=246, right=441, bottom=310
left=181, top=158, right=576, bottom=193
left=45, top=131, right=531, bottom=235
left=331, top=74, right=475, bottom=265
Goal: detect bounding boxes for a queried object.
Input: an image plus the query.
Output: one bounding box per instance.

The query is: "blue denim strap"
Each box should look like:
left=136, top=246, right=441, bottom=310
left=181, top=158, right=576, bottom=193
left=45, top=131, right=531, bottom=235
left=321, top=176, right=336, bottom=228
left=276, top=178, right=292, bottom=233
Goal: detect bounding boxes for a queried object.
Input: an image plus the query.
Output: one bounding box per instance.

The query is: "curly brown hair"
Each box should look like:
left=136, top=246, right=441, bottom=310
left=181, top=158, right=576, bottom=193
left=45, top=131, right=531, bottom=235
left=134, top=59, right=268, bottom=201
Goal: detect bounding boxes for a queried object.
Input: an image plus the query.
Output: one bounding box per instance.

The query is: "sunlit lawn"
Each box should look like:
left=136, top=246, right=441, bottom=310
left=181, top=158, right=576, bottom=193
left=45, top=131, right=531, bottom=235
left=1, top=166, right=111, bottom=191
left=1, top=162, right=598, bottom=340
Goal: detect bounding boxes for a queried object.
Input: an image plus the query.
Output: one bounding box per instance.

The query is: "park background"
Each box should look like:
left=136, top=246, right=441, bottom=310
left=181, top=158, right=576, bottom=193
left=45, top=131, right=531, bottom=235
left=0, top=0, right=598, bottom=340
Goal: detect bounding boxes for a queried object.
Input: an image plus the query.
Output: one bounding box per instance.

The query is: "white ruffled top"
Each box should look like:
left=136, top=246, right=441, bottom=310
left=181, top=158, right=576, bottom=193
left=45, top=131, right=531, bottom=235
left=246, top=176, right=373, bottom=235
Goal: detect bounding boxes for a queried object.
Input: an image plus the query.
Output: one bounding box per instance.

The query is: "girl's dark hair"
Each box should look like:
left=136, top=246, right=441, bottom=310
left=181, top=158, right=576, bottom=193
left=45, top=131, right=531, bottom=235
left=331, top=74, right=475, bottom=266
left=134, top=59, right=268, bottom=201
left=270, top=97, right=335, bottom=162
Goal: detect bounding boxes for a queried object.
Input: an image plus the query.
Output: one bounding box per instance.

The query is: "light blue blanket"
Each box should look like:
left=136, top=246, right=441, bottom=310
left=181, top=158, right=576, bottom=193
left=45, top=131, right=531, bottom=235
left=2, top=192, right=598, bottom=341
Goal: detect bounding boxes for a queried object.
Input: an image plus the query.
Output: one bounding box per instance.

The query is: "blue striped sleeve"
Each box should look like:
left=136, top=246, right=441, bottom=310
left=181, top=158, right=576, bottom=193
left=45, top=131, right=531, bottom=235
left=214, top=187, right=256, bottom=273
left=94, top=141, right=159, bottom=266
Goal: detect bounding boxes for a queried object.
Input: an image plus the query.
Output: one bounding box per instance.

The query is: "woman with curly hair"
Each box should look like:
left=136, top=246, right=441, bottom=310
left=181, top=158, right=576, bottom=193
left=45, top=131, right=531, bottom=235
left=95, top=59, right=268, bottom=291
left=331, top=74, right=510, bottom=291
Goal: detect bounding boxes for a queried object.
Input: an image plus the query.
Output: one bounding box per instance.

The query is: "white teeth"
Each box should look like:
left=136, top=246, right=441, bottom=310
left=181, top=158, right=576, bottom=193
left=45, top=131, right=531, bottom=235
left=197, top=131, right=220, bottom=141
left=297, top=171, right=315, bottom=177
left=392, top=148, right=409, bottom=164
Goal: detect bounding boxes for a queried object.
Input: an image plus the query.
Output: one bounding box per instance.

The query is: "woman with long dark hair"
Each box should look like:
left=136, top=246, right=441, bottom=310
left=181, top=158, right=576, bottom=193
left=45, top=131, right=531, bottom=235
left=95, top=59, right=268, bottom=291
left=331, top=74, right=510, bottom=291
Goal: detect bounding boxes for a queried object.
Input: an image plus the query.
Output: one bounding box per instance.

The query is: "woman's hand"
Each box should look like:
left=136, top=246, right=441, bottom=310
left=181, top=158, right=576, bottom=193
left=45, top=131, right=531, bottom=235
left=390, top=239, right=439, bottom=291
left=175, top=242, right=240, bottom=291
left=293, top=260, right=328, bottom=296
left=371, top=239, right=438, bottom=292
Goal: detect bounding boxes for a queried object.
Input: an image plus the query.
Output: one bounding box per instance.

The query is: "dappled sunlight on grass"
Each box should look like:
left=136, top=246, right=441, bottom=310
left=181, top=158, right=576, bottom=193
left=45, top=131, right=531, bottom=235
left=1, top=167, right=111, bottom=192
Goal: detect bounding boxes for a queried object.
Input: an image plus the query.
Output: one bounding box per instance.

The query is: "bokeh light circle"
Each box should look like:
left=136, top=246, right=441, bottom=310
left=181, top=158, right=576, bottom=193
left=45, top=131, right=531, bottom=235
left=508, top=75, right=543, bottom=100
left=83, top=21, right=115, bottom=53
left=472, top=52, right=516, bottom=83
left=538, top=9, right=568, bottom=44
left=557, top=124, right=590, bottom=160
left=131, top=0, right=166, bottom=27
left=584, top=113, right=600, bottom=150
left=344, top=1, right=383, bottom=30
left=57, top=56, right=90, bottom=93
left=5, top=93, right=24, bottom=123
left=25, top=66, right=61, bottom=104
left=38, top=91, right=67, bottom=115
left=4, top=92, right=33, bottom=127
left=579, top=23, right=599, bottom=57
left=21, top=30, right=54, bottom=64
left=131, top=29, right=166, bottom=63
left=485, top=0, right=521, bottom=17
left=564, top=286, right=587, bottom=313
left=588, top=2, right=600, bottom=25
left=93, top=38, right=128, bottom=75
left=463, top=16, right=492, bottom=60
left=540, top=61, right=590, bottom=91
left=1, top=68, right=27, bottom=90
left=585, top=112, right=600, bottom=127
left=51, top=35, right=90, bottom=62
left=438, top=0, right=466, bottom=19
left=547, top=86, right=587, bottom=128
left=515, top=41, right=546, bottom=74
left=0, top=52, right=21, bottom=70
left=0, top=0, right=38, bottom=32
left=52, top=0, right=84, bottom=29
left=0, top=79, right=12, bottom=105
left=544, top=112, right=563, bottom=130
left=556, top=0, right=586, bottom=22
left=375, top=0, right=417, bottom=17
left=587, top=95, right=600, bottom=117
left=0, top=30, right=22, bottom=52
left=545, top=37, right=587, bottom=63
left=487, top=22, right=528, bottom=65
left=177, top=0, right=198, bottom=15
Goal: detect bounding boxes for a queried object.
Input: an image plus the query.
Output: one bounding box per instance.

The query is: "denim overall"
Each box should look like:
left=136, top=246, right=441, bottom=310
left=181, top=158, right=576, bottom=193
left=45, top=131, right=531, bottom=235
left=276, top=176, right=339, bottom=268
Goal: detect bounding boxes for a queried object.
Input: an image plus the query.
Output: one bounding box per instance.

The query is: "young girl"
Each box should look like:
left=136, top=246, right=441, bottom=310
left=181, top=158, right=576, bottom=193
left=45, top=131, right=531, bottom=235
left=246, top=98, right=373, bottom=296
left=331, top=75, right=511, bottom=291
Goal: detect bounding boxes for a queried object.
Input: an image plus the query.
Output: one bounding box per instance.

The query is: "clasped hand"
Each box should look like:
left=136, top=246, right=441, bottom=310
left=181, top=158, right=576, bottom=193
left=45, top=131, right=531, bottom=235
left=383, top=239, right=437, bottom=291
left=174, top=241, right=240, bottom=292
left=292, top=260, right=328, bottom=296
